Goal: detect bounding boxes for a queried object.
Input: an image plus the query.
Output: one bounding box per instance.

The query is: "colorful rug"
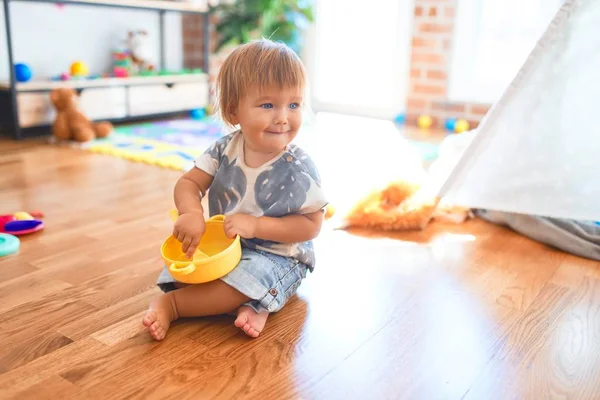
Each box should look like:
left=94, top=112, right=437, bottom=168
left=83, top=118, right=226, bottom=171
left=83, top=117, right=439, bottom=171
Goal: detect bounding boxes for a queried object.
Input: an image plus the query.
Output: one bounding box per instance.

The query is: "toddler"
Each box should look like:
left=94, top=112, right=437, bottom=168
left=143, top=39, right=327, bottom=340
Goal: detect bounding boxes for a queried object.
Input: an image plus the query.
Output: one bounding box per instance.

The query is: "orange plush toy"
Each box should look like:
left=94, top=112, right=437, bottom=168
left=344, top=180, right=437, bottom=231
left=50, top=88, right=113, bottom=142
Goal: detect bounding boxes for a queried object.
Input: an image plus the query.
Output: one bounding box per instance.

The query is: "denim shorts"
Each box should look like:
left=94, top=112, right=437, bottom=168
left=156, top=247, right=308, bottom=313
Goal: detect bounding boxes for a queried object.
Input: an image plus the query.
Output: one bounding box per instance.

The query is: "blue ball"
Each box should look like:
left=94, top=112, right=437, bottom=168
left=445, top=118, right=457, bottom=131
left=394, top=113, right=406, bottom=125
left=15, top=63, right=32, bottom=82
left=190, top=108, right=206, bottom=120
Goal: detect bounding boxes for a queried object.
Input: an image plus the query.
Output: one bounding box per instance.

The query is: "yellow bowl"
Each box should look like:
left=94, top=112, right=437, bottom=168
left=161, top=214, right=241, bottom=284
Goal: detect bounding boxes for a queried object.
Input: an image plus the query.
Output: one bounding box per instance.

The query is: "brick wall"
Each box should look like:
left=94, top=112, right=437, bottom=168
left=406, top=0, right=491, bottom=129
left=181, top=14, right=219, bottom=71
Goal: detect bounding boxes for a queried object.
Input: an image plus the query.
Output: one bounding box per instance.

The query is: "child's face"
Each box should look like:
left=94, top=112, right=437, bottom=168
left=232, top=86, right=304, bottom=154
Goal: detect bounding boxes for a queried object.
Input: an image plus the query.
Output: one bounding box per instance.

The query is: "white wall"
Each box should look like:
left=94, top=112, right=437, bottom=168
left=0, top=2, right=183, bottom=81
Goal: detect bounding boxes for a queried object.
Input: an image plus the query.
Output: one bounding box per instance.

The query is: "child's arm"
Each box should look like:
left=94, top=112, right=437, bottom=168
left=173, top=168, right=214, bottom=257
left=174, top=167, right=213, bottom=215
left=224, top=211, right=324, bottom=244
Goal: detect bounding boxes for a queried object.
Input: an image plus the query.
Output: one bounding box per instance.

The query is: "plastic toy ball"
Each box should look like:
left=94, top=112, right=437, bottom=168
left=15, top=63, right=32, bottom=82
left=394, top=113, right=406, bottom=125
left=417, top=115, right=433, bottom=129
left=445, top=118, right=457, bottom=132
left=454, top=119, right=470, bottom=133
left=70, top=61, right=89, bottom=77
left=60, top=73, right=70, bottom=81
left=190, top=108, right=206, bottom=120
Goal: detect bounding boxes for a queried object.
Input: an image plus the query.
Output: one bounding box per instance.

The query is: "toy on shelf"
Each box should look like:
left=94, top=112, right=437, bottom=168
left=0, top=233, right=20, bottom=257
left=70, top=61, right=89, bottom=78
left=14, top=63, right=32, bottom=82
left=161, top=210, right=241, bottom=284
left=112, top=48, right=132, bottom=78
left=0, top=211, right=45, bottom=236
left=50, top=88, right=113, bottom=142
left=417, top=115, right=433, bottom=129
left=127, top=30, right=155, bottom=73
left=454, top=119, right=470, bottom=133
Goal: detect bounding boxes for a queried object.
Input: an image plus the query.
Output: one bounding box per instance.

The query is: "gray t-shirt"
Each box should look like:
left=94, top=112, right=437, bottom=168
left=194, top=130, right=327, bottom=270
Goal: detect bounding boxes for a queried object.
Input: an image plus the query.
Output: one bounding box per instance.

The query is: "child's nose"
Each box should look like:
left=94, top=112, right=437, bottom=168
left=274, top=109, right=288, bottom=125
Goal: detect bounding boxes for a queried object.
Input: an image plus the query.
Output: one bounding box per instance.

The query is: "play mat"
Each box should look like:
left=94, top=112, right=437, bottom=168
left=82, top=118, right=227, bottom=171
left=83, top=117, right=439, bottom=171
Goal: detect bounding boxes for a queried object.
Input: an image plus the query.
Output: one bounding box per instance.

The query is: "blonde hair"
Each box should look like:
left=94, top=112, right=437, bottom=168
left=215, top=39, right=307, bottom=126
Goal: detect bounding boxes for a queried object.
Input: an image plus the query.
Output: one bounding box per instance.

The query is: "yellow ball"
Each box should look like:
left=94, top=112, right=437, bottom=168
left=417, top=115, right=433, bottom=129
left=70, top=61, right=89, bottom=77
left=454, top=119, right=470, bottom=133
left=14, top=211, right=34, bottom=220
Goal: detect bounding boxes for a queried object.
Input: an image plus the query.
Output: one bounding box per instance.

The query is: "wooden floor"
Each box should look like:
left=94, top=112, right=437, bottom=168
left=1, top=138, right=600, bottom=399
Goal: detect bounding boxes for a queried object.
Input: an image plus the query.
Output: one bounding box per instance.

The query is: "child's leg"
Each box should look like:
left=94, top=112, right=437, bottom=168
left=143, top=280, right=250, bottom=340
left=234, top=305, right=270, bottom=338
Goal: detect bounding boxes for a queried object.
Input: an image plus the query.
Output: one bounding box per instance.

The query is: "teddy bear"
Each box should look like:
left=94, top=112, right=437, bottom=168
left=127, top=30, right=155, bottom=73
left=50, top=88, right=113, bottom=142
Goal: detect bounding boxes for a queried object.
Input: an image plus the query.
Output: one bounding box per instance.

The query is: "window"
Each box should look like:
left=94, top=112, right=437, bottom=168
left=305, top=0, right=415, bottom=119
left=449, top=0, right=563, bottom=103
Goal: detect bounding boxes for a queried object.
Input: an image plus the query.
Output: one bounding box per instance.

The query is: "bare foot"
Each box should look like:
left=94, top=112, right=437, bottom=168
left=234, top=305, right=269, bottom=338
left=142, top=293, right=178, bottom=341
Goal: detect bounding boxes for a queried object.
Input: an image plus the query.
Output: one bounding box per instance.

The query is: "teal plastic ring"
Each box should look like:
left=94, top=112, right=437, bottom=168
left=0, top=233, right=20, bottom=257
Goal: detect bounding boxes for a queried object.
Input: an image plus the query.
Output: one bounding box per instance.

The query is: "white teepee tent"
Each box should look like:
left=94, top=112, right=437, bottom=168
left=438, top=0, right=600, bottom=222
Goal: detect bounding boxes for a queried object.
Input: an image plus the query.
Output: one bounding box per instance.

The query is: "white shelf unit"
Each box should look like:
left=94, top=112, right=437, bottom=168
left=1, top=0, right=212, bottom=139
left=8, top=74, right=209, bottom=128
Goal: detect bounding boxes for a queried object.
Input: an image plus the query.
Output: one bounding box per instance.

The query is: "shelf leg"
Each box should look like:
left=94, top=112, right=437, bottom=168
left=159, top=10, right=166, bottom=71
left=3, top=0, right=21, bottom=140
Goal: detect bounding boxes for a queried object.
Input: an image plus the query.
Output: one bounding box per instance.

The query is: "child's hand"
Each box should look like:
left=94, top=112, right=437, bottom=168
left=173, top=212, right=206, bottom=258
left=224, top=214, right=258, bottom=239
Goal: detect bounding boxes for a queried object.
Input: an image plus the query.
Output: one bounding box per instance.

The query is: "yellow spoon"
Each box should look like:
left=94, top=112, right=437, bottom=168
left=169, top=209, right=209, bottom=260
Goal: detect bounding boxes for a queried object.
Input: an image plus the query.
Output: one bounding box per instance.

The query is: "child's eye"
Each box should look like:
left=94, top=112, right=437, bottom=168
left=260, top=103, right=273, bottom=109
left=289, top=103, right=301, bottom=109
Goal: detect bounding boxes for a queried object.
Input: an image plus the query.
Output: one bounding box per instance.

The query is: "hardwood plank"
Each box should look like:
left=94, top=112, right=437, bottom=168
left=522, top=276, right=600, bottom=400
left=58, top=289, right=158, bottom=340
left=9, top=375, right=80, bottom=400
left=0, top=262, right=38, bottom=284
left=463, top=283, right=580, bottom=399
left=0, top=330, right=73, bottom=373
left=92, top=313, right=301, bottom=399
left=62, top=335, right=212, bottom=398
left=53, top=319, right=235, bottom=396
left=0, top=300, right=97, bottom=349
left=0, top=338, right=107, bottom=397
left=92, top=311, right=150, bottom=346
left=0, top=278, right=72, bottom=314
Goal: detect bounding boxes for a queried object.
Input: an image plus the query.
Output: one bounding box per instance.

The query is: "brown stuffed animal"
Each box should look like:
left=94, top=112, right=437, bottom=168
left=50, top=88, right=113, bottom=142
